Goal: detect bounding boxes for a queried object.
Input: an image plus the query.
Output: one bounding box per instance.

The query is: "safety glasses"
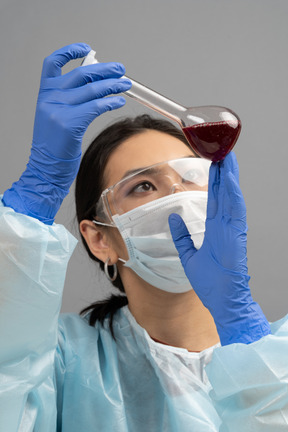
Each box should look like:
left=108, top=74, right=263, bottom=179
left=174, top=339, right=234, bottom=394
left=95, top=157, right=211, bottom=225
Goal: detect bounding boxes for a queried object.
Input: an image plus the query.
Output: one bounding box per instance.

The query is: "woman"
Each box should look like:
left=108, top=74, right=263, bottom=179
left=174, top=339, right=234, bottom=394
left=0, top=43, right=287, bottom=431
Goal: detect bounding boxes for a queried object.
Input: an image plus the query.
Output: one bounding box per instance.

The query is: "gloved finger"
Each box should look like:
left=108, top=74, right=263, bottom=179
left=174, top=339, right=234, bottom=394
left=225, top=171, right=247, bottom=231
left=168, top=213, right=197, bottom=266
left=51, top=62, right=127, bottom=90
left=228, top=151, right=240, bottom=183
left=222, top=151, right=239, bottom=182
left=221, top=152, right=244, bottom=224
left=206, top=162, right=220, bottom=220
left=45, top=79, right=132, bottom=105
left=68, top=96, right=127, bottom=129
left=217, top=152, right=238, bottom=220
left=41, top=43, right=91, bottom=79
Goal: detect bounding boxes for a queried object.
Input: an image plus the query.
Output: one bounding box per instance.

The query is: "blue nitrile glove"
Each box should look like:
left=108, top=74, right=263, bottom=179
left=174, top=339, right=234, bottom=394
left=3, top=43, right=131, bottom=224
left=169, top=152, right=271, bottom=346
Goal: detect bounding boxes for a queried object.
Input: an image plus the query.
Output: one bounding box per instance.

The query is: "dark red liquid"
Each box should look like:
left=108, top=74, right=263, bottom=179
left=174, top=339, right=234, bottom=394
left=183, top=121, right=241, bottom=162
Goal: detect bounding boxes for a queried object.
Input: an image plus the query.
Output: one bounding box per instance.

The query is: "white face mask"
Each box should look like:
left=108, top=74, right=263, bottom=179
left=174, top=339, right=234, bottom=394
left=113, top=190, right=207, bottom=293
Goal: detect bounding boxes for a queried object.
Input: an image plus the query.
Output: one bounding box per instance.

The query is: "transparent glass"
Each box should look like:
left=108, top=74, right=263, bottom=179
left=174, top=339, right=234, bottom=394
left=82, top=51, right=241, bottom=162
left=95, top=157, right=210, bottom=224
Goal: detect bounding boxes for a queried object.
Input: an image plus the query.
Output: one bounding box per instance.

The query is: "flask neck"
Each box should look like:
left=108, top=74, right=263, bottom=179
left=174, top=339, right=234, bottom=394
left=81, top=50, right=187, bottom=126
left=125, top=77, right=187, bottom=126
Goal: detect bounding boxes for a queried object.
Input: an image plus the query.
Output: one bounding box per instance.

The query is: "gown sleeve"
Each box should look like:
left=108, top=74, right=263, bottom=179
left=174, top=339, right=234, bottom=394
left=0, top=198, right=77, bottom=431
left=206, top=315, right=288, bottom=431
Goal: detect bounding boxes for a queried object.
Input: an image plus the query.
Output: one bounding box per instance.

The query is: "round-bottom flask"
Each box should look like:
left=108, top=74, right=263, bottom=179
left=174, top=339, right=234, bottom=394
left=82, top=51, right=241, bottom=162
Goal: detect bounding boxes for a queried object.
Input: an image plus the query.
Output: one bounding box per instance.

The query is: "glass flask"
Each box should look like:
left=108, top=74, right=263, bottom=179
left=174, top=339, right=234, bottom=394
left=82, top=50, right=241, bottom=162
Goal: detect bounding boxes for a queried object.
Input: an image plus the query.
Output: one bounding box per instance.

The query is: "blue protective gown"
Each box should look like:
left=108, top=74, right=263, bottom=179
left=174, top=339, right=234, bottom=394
left=1, top=198, right=288, bottom=431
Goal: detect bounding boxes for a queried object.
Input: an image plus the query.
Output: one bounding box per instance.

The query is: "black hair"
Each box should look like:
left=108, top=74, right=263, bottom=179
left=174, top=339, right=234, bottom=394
left=76, top=114, right=189, bottom=336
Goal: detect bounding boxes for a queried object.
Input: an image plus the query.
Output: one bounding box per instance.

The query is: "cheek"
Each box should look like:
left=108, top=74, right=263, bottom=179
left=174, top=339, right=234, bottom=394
left=107, top=228, right=129, bottom=260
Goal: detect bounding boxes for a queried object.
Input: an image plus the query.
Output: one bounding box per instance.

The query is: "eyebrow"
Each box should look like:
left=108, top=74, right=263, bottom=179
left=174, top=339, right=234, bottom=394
left=120, top=155, right=195, bottom=181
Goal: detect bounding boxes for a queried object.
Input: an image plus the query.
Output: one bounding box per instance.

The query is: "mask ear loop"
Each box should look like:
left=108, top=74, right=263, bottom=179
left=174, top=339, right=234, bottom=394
left=93, top=221, right=127, bottom=267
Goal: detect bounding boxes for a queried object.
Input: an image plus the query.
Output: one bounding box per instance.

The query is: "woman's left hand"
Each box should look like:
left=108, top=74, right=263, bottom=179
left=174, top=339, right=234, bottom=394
left=169, top=152, right=271, bottom=345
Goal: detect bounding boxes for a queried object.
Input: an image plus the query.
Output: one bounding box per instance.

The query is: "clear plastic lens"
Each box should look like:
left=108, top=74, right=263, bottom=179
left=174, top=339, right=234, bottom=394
left=169, top=159, right=208, bottom=187
left=96, top=158, right=210, bottom=223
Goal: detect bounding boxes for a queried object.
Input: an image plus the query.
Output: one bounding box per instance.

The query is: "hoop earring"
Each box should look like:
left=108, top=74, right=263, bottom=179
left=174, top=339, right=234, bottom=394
left=104, top=257, right=118, bottom=282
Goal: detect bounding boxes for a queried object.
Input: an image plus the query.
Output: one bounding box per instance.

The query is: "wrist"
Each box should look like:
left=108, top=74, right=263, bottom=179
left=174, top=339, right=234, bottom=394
left=3, top=171, right=66, bottom=224
left=28, top=146, right=81, bottom=190
left=216, top=302, right=271, bottom=346
left=3, top=147, right=82, bottom=224
left=3, top=165, right=70, bottom=225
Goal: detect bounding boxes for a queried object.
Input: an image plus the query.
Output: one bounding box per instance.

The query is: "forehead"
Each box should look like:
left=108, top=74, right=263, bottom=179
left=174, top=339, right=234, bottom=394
left=104, top=130, right=194, bottom=188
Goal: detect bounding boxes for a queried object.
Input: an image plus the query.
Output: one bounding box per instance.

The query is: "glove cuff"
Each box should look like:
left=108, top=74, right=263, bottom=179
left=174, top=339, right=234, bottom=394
left=3, top=167, right=68, bottom=224
left=217, top=301, right=271, bottom=346
left=3, top=147, right=82, bottom=224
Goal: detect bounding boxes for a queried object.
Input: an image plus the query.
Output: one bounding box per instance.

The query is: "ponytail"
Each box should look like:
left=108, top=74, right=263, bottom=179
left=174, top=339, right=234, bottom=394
left=81, top=295, right=129, bottom=339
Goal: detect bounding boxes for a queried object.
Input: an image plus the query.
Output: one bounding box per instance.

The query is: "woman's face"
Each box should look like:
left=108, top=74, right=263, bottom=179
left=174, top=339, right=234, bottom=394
left=98, top=130, right=199, bottom=260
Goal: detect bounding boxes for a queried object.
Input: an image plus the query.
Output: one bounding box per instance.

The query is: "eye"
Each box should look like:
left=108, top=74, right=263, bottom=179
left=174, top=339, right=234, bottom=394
left=129, top=181, right=156, bottom=194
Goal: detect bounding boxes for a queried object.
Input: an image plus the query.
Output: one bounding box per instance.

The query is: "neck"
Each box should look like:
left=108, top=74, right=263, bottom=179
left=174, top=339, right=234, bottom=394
left=121, top=268, right=220, bottom=352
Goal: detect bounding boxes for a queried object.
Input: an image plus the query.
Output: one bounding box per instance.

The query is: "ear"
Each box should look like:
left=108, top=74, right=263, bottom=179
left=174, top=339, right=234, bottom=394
left=79, top=220, right=118, bottom=264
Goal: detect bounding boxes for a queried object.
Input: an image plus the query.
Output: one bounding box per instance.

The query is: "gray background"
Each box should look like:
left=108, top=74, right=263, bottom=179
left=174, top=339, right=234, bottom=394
left=0, top=0, right=287, bottom=321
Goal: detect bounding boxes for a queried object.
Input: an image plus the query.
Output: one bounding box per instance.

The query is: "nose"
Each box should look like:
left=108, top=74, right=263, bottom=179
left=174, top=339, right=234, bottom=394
left=170, top=183, right=186, bottom=194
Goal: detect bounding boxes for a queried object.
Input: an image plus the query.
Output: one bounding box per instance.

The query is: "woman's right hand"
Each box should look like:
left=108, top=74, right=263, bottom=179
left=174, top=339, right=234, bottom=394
left=3, top=43, right=131, bottom=224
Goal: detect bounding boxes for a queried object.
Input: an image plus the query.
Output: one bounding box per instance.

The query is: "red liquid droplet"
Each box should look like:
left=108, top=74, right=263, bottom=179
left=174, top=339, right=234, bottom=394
left=182, top=120, right=241, bottom=162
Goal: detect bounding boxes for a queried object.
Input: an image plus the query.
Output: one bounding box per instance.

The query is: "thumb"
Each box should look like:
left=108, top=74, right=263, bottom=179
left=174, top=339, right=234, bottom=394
left=168, top=213, right=197, bottom=266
